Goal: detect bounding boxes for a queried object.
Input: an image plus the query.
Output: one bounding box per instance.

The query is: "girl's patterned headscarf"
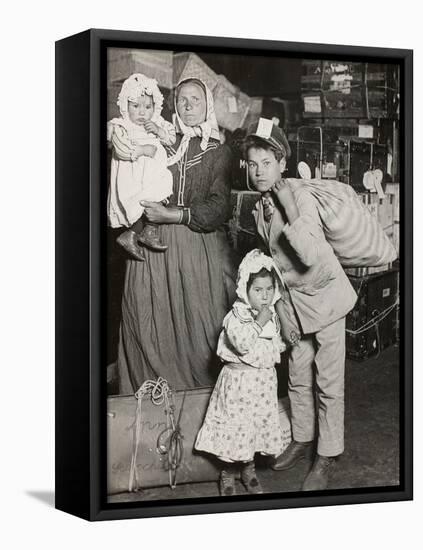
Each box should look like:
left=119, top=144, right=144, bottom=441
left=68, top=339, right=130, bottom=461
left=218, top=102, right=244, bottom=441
left=236, top=249, right=282, bottom=307
left=167, top=78, right=220, bottom=166
left=117, top=73, right=164, bottom=123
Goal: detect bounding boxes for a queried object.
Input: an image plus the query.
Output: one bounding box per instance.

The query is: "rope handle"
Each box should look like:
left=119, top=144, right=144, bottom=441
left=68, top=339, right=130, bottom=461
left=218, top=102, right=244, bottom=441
left=128, top=378, right=185, bottom=493
left=129, top=378, right=172, bottom=492
left=345, top=298, right=398, bottom=336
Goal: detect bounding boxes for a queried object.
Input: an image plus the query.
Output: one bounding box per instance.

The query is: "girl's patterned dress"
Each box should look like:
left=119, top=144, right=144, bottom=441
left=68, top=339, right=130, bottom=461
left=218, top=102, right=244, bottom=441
left=195, top=301, right=286, bottom=462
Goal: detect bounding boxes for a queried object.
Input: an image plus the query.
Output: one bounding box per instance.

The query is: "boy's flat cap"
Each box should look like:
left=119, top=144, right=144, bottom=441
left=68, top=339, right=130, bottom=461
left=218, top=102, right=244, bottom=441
left=246, top=117, right=291, bottom=158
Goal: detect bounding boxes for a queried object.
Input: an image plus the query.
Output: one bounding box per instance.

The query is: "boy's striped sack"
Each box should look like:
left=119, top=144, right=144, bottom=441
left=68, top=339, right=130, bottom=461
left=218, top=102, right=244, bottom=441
left=286, top=178, right=397, bottom=267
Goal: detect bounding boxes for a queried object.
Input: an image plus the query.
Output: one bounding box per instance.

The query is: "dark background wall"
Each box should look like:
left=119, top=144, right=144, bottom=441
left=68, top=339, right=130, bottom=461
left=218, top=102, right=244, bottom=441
left=198, top=53, right=302, bottom=98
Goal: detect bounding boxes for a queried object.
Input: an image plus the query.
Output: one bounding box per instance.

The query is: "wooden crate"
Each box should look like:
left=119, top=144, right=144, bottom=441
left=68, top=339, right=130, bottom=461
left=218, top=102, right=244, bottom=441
left=364, top=62, right=400, bottom=119
left=321, top=87, right=365, bottom=119
left=321, top=61, right=364, bottom=91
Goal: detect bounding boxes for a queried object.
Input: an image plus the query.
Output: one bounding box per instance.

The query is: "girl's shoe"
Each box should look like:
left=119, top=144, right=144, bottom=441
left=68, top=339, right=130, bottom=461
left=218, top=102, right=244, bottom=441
left=241, top=461, right=263, bottom=494
left=219, top=468, right=236, bottom=496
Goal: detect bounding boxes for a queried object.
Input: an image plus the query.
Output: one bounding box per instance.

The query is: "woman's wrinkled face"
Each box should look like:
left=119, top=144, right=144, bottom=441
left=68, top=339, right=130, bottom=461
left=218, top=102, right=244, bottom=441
left=176, top=82, right=207, bottom=127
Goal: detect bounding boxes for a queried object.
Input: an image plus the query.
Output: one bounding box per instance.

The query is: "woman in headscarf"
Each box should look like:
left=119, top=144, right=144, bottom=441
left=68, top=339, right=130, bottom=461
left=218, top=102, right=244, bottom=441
left=117, top=77, right=236, bottom=392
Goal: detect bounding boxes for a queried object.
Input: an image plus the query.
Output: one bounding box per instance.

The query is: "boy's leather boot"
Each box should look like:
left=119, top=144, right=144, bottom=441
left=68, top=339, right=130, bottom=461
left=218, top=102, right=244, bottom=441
left=302, top=455, right=337, bottom=491
left=271, top=440, right=313, bottom=471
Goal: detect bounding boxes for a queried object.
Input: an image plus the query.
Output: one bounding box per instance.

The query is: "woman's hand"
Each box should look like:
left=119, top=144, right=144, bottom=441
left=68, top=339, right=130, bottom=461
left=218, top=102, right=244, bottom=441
left=140, top=201, right=181, bottom=224
left=272, top=179, right=300, bottom=225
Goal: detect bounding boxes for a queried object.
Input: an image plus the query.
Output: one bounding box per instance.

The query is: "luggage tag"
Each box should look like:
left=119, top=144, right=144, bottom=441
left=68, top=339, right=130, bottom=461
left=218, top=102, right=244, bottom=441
left=373, top=169, right=385, bottom=199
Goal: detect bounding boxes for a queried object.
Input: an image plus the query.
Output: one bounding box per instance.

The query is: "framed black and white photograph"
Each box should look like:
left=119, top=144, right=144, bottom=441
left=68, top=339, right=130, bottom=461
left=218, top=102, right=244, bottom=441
left=55, top=28, right=412, bottom=521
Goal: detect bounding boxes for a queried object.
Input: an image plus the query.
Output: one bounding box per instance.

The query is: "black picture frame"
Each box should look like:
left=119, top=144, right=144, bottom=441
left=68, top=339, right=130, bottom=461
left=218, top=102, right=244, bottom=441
left=55, top=28, right=413, bottom=521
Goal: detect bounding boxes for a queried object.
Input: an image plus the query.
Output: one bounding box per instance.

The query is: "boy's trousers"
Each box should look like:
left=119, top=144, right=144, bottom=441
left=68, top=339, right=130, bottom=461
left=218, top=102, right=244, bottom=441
left=288, top=317, right=346, bottom=457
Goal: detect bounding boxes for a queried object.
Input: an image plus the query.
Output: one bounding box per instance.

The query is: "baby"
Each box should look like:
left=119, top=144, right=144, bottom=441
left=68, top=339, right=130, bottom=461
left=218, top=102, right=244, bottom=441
left=107, top=73, right=176, bottom=261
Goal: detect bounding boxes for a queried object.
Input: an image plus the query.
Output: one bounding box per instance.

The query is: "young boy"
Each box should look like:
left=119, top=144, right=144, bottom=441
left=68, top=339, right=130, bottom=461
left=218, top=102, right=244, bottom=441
left=244, top=118, right=357, bottom=491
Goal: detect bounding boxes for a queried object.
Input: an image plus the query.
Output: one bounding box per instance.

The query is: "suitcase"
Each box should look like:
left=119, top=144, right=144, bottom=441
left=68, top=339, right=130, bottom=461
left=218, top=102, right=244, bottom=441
left=346, top=268, right=399, bottom=361
left=301, top=61, right=365, bottom=118
left=347, top=140, right=389, bottom=190
left=348, top=139, right=372, bottom=190
left=107, top=385, right=292, bottom=495
left=227, top=190, right=261, bottom=257
left=296, top=126, right=349, bottom=181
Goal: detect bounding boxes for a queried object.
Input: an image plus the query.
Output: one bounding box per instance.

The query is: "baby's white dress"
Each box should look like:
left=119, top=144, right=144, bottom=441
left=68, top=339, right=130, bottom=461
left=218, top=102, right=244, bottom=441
left=107, top=117, right=175, bottom=228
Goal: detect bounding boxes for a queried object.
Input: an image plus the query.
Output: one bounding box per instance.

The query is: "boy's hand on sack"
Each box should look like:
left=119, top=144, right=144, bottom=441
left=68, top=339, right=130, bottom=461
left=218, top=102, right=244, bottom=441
left=272, top=179, right=300, bottom=224
left=256, top=305, right=273, bottom=328
left=272, top=179, right=295, bottom=208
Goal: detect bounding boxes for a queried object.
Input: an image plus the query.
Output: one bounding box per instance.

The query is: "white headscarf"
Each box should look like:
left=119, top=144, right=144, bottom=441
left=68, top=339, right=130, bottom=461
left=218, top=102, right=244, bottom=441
left=117, top=73, right=164, bottom=124
left=167, top=78, right=220, bottom=167
left=236, top=249, right=282, bottom=307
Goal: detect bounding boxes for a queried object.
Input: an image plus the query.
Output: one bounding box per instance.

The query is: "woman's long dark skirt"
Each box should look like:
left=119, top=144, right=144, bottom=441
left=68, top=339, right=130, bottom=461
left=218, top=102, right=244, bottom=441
left=117, top=225, right=236, bottom=393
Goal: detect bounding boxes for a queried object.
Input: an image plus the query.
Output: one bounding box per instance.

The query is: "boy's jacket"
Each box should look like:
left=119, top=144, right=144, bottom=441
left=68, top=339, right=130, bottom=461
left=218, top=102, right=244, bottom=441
left=253, top=186, right=357, bottom=334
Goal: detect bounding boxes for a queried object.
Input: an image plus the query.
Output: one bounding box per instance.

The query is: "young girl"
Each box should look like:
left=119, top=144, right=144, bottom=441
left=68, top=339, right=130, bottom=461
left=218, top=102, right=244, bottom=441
left=195, top=249, right=286, bottom=496
left=107, top=73, right=176, bottom=261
